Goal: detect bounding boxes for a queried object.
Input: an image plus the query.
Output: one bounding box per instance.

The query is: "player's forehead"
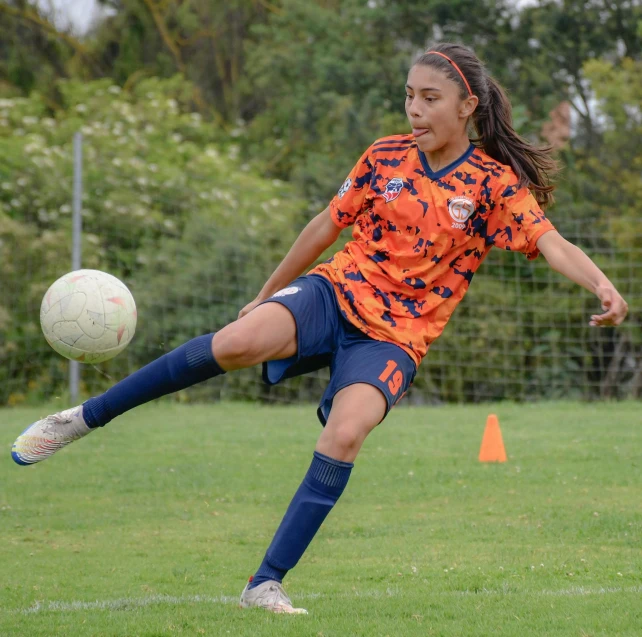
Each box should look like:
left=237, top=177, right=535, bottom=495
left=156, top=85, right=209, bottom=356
left=406, top=64, right=453, bottom=93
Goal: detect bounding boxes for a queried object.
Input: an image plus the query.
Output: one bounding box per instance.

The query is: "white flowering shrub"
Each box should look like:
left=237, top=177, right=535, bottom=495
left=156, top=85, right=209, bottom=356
left=0, top=77, right=303, bottom=404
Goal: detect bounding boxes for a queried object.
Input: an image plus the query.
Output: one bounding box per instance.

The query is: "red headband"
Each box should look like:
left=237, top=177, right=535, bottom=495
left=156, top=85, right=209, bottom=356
left=426, top=51, right=473, bottom=97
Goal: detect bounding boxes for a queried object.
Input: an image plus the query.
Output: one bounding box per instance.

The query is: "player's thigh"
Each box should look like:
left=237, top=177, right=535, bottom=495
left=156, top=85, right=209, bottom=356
left=212, top=302, right=297, bottom=371
left=315, top=383, right=387, bottom=463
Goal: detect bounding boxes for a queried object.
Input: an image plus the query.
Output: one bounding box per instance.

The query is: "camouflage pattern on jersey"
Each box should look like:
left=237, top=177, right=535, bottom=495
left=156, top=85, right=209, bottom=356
left=309, top=134, right=555, bottom=365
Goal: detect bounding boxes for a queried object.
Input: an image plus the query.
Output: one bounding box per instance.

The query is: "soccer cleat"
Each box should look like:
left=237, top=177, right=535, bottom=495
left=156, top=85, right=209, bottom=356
left=11, top=406, right=92, bottom=466
left=239, top=577, right=308, bottom=614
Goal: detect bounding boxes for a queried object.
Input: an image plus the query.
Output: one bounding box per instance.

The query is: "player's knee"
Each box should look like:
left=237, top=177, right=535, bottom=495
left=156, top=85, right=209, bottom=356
left=212, top=325, right=261, bottom=369
left=325, top=422, right=369, bottom=456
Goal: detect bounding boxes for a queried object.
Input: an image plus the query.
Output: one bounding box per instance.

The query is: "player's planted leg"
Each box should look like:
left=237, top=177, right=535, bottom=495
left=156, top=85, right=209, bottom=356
left=11, top=303, right=297, bottom=465
left=240, top=383, right=385, bottom=614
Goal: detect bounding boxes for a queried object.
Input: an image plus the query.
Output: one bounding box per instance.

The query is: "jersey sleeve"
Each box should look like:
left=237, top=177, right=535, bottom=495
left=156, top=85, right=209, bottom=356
left=488, top=184, right=556, bottom=260
left=328, top=144, right=375, bottom=228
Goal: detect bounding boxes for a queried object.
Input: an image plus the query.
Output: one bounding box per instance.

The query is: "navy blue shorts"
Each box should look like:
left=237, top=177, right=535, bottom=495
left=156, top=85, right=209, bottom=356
left=261, top=274, right=416, bottom=425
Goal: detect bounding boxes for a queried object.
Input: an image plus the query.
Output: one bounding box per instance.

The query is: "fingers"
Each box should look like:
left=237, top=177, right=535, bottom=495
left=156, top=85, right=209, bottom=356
left=590, top=299, right=628, bottom=327
left=591, top=308, right=617, bottom=325
left=238, top=299, right=261, bottom=320
left=590, top=313, right=614, bottom=327
left=591, top=284, right=629, bottom=327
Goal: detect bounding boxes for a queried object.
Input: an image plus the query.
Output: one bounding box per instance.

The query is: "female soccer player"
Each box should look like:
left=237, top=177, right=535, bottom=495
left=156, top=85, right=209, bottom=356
left=12, top=43, right=628, bottom=614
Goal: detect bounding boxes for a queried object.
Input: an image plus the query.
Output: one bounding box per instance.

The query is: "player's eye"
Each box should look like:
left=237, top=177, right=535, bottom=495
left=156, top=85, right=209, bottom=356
left=425, top=97, right=436, bottom=102
left=405, top=94, right=413, bottom=100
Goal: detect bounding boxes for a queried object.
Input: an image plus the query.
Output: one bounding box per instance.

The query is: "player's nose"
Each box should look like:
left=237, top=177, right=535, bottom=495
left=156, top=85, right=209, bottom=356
left=405, top=96, right=424, bottom=119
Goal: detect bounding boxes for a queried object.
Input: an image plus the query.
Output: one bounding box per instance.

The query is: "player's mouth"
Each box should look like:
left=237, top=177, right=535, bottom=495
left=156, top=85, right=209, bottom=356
left=412, top=128, right=430, bottom=139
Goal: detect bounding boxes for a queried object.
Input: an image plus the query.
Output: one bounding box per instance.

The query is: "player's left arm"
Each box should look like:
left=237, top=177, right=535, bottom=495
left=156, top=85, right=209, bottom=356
left=536, top=230, right=629, bottom=327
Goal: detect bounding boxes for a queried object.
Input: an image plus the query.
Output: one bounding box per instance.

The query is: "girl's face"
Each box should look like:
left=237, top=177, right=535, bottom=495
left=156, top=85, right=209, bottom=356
left=405, top=64, right=476, bottom=153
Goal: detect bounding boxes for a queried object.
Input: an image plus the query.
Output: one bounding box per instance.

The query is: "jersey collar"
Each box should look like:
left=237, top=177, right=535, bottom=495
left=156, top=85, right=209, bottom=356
left=418, top=143, right=475, bottom=181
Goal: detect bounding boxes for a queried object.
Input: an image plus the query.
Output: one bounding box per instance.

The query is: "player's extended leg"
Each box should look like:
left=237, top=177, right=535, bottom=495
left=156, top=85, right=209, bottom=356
left=239, top=383, right=386, bottom=614
left=11, top=303, right=297, bottom=465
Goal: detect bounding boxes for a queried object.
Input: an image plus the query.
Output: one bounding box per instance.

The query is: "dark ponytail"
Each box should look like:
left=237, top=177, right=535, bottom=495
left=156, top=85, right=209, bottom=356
left=415, top=44, right=559, bottom=208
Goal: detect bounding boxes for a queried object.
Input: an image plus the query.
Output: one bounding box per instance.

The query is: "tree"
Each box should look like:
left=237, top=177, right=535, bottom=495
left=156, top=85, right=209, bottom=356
left=510, top=0, right=642, bottom=146
left=0, top=0, right=104, bottom=97
left=92, top=0, right=278, bottom=123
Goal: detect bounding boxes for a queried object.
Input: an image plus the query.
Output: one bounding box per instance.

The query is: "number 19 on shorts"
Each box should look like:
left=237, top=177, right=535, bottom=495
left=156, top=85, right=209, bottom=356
left=378, top=360, right=404, bottom=396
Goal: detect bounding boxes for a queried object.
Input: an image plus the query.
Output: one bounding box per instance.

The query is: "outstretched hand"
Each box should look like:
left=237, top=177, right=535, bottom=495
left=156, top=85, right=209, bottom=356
left=590, top=284, right=628, bottom=327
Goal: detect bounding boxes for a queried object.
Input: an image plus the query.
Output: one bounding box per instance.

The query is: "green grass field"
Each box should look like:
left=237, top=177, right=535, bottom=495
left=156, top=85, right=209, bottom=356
left=1, top=401, right=640, bottom=636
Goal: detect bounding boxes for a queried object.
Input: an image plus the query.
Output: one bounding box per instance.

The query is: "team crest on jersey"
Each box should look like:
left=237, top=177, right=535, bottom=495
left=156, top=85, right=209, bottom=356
left=382, top=177, right=404, bottom=203
left=337, top=177, right=352, bottom=199
left=448, top=196, right=475, bottom=228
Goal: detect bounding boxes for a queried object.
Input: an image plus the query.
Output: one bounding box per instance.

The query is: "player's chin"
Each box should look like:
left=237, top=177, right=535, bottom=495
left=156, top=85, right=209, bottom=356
left=415, top=133, right=443, bottom=153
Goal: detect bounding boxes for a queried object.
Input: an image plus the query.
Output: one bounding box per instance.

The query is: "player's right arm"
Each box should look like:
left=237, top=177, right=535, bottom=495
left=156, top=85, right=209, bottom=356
left=238, top=206, right=342, bottom=318
left=239, top=141, right=375, bottom=318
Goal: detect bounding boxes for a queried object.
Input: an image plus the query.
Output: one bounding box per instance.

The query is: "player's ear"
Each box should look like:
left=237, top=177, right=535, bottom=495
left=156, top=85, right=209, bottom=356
left=459, top=95, right=478, bottom=119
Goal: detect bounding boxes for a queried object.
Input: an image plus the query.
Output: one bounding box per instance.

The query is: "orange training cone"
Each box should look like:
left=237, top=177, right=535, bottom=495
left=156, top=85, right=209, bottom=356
left=479, top=414, right=507, bottom=463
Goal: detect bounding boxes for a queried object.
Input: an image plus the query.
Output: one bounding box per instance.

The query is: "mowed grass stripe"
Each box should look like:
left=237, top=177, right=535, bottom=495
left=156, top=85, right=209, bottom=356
left=1, top=401, right=640, bottom=636
left=14, top=584, right=642, bottom=615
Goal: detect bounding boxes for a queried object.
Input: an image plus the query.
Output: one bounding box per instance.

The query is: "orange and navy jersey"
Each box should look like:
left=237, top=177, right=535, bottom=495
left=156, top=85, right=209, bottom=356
left=308, top=134, right=556, bottom=366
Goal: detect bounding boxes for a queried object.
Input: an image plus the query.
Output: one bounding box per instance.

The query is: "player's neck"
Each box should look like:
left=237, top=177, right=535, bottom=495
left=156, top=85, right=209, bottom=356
left=421, top=137, right=472, bottom=174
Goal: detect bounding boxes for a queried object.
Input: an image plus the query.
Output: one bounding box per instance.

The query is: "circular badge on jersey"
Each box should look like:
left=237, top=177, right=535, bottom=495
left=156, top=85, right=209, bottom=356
left=448, top=196, right=475, bottom=222
left=337, top=177, right=352, bottom=199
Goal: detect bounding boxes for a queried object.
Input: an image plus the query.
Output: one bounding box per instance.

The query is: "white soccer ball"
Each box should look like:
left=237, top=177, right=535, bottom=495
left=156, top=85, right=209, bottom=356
left=40, top=269, right=137, bottom=363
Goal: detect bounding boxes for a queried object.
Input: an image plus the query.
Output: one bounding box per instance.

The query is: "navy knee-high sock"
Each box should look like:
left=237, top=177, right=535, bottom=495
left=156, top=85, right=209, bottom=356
left=82, top=333, right=225, bottom=428
left=249, top=451, right=353, bottom=588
